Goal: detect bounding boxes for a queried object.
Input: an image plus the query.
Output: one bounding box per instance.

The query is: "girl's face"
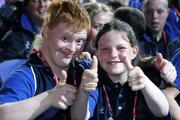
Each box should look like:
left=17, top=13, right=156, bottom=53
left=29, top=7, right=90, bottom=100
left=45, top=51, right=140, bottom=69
left=89, top=12, right=112, bottom=51
left=97, top=30, right=138, bottom=76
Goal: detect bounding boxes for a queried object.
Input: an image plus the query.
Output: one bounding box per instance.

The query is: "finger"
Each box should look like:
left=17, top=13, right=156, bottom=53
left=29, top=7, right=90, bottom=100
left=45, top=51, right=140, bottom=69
left=60, top=70, right=67, bottom=84
left=122, top=56, right=134, bottom=71
left=131, top=84, right=145, bottom=91
left=90, top=55, right=98, bottom=72
left=64, top=84, right=77, bottom=94
left=155, top=53, right=164, bottom=70
left=156, top=52, right=163, bottom=64
left=58, top=96, right=68, bottom=110
left=83, top=82, right=98, bottom=89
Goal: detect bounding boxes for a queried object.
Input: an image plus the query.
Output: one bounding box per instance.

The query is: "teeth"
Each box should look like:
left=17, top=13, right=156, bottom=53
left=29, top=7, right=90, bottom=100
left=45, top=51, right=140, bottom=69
left=56, top=51, right=59, bottom=56
left=109, top=62, right=118, bottom=65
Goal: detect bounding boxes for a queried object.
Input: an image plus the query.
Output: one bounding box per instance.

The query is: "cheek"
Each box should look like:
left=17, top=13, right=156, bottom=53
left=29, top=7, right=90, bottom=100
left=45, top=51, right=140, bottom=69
left=98, top=52, right=107, bottom=60
left=91, top=28, right=98, bottom=39
left=76, top=47, right=84, bottom=54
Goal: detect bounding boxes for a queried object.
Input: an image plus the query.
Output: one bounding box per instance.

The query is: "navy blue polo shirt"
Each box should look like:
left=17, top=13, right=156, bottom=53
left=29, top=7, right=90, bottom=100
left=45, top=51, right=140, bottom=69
left=89, top=66, right=171, bottom=120
left=140, top=29, right=168, bottom=58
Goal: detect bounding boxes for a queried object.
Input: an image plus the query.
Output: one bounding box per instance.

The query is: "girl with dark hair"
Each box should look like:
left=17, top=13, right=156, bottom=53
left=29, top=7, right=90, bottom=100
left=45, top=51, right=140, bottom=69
left=71, top=19, right=175, bottom=120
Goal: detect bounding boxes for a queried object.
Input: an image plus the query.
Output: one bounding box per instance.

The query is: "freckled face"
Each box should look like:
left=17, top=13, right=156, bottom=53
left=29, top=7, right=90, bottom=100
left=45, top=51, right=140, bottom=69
left=43, top=23, right=87, bottom=68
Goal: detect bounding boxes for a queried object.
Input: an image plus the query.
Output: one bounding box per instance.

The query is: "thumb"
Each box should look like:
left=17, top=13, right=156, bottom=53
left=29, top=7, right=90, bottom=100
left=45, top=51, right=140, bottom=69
left=155, top=53, right=164, bottom=70
left=90, top=56, right=98, bottom=72
left=122, top=56, right=134, bottom=71
left=60, top=70, right=67, bottom=84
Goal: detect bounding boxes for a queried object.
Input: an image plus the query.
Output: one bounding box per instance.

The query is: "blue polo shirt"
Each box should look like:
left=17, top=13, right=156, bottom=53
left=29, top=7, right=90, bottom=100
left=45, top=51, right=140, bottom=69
left=0, top=52, right=91, bottom=119
left=165, top=6, right=180, bottom=41
left=171, top=49, right=180, bottom=90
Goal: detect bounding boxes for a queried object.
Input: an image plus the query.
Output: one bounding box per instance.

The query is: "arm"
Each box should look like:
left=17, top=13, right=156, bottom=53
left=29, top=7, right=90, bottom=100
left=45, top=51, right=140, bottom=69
left=123, top=56, right=169, bottom=117
left=0, top=91, right=51, bottom=120
left=141, top=77, right=169, bottom=117
left=165, top=87, right=180, bottom=120
left=71, top=56, right=98, bottom=120
left=155, top=53, right=177, bottom=83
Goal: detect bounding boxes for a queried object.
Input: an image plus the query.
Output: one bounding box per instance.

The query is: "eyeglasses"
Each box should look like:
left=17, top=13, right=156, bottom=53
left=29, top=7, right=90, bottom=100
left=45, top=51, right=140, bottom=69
left=31, top=0, right=51, bottom=3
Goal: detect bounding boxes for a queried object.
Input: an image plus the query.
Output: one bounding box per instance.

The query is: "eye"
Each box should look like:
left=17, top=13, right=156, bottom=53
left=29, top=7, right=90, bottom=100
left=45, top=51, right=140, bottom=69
left=62, top=37, right=68, bottom=42
left=76, top=39, right=84, bottom=46
left=117, top=46, right=126, bottom=50
left=157, top=9, right=165, bottom=15
left=93, top=24, right=103, bottom=31
left=100, top=47, right=109, bottom=52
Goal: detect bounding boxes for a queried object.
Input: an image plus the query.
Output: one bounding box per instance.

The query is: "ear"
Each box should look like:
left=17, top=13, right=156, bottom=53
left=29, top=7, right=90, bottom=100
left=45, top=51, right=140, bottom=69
left=42, top=26, right=49, bottom=38
left=131, top=46, right=139, bottom=60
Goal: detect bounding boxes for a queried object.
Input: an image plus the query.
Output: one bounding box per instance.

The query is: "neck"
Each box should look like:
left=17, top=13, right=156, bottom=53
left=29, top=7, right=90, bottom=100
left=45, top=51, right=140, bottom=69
left=152, top=31, right=163, bottom=42
left=40, top=48, right=69, bottom=79
left=108, top=70, right=128, bottom=86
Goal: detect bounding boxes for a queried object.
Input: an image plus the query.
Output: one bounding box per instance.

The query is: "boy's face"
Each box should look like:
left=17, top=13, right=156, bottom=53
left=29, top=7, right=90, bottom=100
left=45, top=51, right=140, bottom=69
left=144, top=0, right=168, bottom=34
left=43, top=23, right=88, bottom=68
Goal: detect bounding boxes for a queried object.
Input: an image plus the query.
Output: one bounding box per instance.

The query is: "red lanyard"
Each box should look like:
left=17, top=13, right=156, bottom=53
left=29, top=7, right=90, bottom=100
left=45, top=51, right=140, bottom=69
left=162, top=30, right=168, bottom=46
left=103, top=85, right=138, bottom=120
left=35, top=49, right=77, bottom=86
left=132, top=92, right=138, bottom=120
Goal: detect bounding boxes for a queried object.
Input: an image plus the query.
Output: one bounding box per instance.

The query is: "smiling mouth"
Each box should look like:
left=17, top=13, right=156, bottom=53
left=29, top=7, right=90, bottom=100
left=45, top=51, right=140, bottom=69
left=107, top=61, right=121, bottom=65
left=56, top=51, right=73, bottom=58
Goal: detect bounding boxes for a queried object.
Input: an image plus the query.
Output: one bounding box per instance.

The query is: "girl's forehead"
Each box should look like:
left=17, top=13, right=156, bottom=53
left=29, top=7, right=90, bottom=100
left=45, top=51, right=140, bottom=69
left=98, top=31, right=130, bottom=44
left=99, top=30, right=129, bottom=41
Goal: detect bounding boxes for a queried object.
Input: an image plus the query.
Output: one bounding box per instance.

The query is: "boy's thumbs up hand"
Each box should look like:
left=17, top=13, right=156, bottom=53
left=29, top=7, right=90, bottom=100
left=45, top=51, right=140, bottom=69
left=49, top=70, right=77, bottom=110
left=81, top=56, right=99, bottom=93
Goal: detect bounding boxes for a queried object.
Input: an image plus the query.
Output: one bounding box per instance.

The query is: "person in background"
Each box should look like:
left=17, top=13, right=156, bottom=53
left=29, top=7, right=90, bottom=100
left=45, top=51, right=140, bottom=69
left=114, top=7, right=146, bottom=41
left=140, top=0, right=180, bottom=60
left=0, top=0, right=91, bottom=119
left=165, top=48, right=180, bottom=120
left=165, top=0, right=180, bottom=40
left=71, top=19, right=175, bottom=120
left=106, top=0, right=129, bottom=11
left=80, top=2, right=113, bottom=59
left=129, top=0, right=146, bottom=10
left=0, top=0, right=51, bottom=62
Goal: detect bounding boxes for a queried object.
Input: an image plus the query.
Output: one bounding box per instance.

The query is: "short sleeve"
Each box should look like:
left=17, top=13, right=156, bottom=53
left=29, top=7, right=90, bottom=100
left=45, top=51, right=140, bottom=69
left=0, top=65, right=36, bottom=103
left=89, top=89, right=99, bottom=118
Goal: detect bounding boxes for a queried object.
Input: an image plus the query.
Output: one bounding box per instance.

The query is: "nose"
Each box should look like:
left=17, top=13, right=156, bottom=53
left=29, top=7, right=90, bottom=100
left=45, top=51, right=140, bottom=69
left=109, top=49, right=118, bottom=58
left=152, top=11, right=158, bottom=19
left=66, top=41, right=77, bottom=53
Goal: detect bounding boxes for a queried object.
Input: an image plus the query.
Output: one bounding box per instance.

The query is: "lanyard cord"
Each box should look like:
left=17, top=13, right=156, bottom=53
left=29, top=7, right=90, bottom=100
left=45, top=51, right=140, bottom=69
left=162, top=30, right=168, bottom=46
left=132, top=92, right=138, bottom=120
left=103, top=85, right=138, bottom=120
left=35, top=49, right=77, bottom=86
left=35, top=49, right=77, bottom=120
left=103, top=85, right=113, bottom=113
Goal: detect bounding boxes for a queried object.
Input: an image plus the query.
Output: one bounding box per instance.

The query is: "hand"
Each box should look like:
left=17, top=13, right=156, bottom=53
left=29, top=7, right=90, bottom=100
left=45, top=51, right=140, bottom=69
left=123, top=56, right=147, bottom=91
left=48, top=70, right=77, bottom=110
left=80, top=56, right=98, bottom=93
left=155, top=53, right=177, bottom=83
left=79, top=52, right=92, bottom=61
